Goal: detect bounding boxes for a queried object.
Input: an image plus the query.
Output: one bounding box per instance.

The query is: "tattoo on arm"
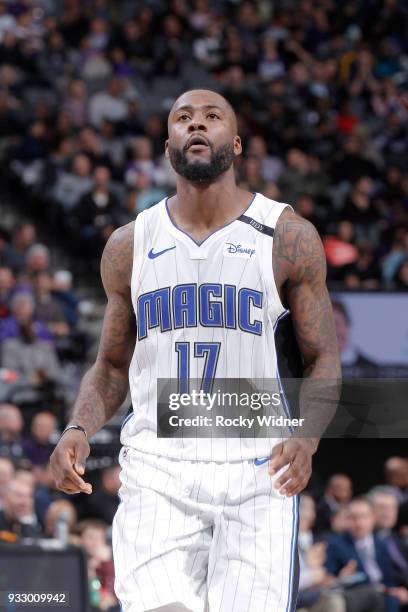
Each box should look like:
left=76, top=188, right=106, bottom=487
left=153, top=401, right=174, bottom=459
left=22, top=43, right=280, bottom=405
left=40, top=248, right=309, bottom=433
left=273, top=214, right=340, bottom=378
left=273, top=212, right=341, bottom=443
left=69, top=223, right=136, bottom=437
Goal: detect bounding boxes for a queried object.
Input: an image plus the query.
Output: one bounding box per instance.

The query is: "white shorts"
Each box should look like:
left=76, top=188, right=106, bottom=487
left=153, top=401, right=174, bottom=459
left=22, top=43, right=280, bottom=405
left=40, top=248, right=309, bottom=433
left=112, top=446, right=299, bottom=612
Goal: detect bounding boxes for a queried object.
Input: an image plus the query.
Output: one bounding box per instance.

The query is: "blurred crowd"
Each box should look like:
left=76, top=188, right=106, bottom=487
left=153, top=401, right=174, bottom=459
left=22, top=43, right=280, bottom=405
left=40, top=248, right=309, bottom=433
left=0, top=0, right=406, bottom=286
left=0, top=402, right=121, bottom=610
left=298, top=456, right=408, bottom=612
left=0, top=221, right=88, bottom=414
left=0, top=0, right=408, bottom=609
left=1, top=415, right=408, bottom=612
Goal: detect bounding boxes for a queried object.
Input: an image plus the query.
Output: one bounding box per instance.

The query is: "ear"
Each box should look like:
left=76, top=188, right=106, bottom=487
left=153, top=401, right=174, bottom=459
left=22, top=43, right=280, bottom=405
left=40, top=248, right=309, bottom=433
left=164, top=139, right=169, bottom=158
left=233, top=135, right=242, bottom=157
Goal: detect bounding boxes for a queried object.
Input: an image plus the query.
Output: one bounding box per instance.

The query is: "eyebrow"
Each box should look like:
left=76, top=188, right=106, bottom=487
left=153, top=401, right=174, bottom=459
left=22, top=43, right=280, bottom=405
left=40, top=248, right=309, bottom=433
left=174, top=104, right=224, bottom=113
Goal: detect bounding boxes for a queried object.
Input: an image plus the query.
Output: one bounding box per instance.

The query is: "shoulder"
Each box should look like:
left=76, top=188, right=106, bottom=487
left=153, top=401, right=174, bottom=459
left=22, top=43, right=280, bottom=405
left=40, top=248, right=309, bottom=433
left=101, top=221, right=135, bottom=293
left=374, top=534, right=388, bottom=551
left=274, top=208, right=323, bottom=258
left=327, top=533, right=351, bottom=551
left=273, top=209, right=325, bottom=283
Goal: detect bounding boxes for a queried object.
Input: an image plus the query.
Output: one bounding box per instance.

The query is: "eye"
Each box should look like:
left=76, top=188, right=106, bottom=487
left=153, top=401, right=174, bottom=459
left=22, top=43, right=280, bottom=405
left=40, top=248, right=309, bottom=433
left=178, top=114, right=190, bottom=121
left=207, top=112, right=220, bottom=119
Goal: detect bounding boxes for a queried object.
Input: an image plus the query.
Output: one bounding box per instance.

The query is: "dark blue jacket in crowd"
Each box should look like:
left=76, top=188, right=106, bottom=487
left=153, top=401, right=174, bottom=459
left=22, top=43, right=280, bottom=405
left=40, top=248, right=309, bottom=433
left=325, top=532, right=399, bottom=612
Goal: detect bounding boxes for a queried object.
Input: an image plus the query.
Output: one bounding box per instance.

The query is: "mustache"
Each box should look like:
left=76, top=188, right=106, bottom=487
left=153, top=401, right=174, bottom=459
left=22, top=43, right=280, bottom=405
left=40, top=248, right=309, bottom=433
left=183, top=136, right=212, bottom=152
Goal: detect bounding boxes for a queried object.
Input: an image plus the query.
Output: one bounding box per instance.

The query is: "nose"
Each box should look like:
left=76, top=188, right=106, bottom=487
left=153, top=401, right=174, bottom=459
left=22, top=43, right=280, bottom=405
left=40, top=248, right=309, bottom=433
left=188, top=121, right=207, bottom=132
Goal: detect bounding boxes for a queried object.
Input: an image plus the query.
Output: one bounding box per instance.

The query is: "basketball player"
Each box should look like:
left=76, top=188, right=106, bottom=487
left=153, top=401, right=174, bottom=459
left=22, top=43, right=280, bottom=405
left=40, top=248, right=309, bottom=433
left=50, top=89, right=341, bottom=611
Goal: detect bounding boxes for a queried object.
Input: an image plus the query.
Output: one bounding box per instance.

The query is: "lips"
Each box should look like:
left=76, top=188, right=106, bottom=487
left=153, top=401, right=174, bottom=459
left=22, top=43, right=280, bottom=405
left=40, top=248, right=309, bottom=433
left=186, top=135, right=209, bottom=149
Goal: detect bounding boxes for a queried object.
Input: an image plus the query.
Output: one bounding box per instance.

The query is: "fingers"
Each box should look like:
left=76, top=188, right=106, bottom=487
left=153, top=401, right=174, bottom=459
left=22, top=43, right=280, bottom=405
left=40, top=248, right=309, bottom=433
left=268, top=442, right=286, bottom=474
left=50, top=437, right=92, bottom=495
left=74, top=444, right=90, bottom=475
left=270, top=443, right=312, bottom=497
left=54, top=464, right=93, bottom=495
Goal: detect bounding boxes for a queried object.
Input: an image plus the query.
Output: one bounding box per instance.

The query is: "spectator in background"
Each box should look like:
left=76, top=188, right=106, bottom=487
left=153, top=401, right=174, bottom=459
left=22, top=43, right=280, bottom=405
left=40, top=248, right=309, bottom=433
left=330, top=136, right=378, bottom=185
left=1, top=295, right=61, bottom=391
left=295, top=193, right=325, bottom=235
left=0, top=403, right=25, bottom=464
left=342, top=244, right=381, bottom=290
left=78, top=519, right=117, bottom=611
left=34, top=462, right=69, bottom=527
left=44, top=498, right=78, bottom=542
left=124, top=136, right=160, bottom=187
left=0, top=292, right=52, bottom=344
left=52, top=270, right=79, bottom=331
left=370, top=486, right=408, bottom=589
left=22, top=411, right=57, bottom=468
left=315, top=474, right=353, bottom=535
left=278, top=148, right=312, bottom=204
left=297, top=493, right=346, bottom=612
left=340, top=177, right=381, bottom=247
left=0, top=1, right=16, bottom=40
left=61, top=79, right=88, bottom=128
left=73, top=165, right=119, bottom=254
left=0, top=479, right=41, bottom=538
left=0, top=266, right=14, bottom=319
left=51, top=153, right=93, bottom=212
left=239, top=155, right=266, bottom=193
left=77, top=127, right=112, bottom=169
left=384, top=458, right=408, bottom=505
left=330, top=505, right=352, bottom=537
left=14, top=468, right=36, bottom=492
left=246, top=134, right=283, bottom=183
left=1, top=223, right=36, bottom=275
left=382, top=229, right=408, bottom=285
left=79, top=465, right=120, bottom=524
left=131, top=172, right=166, bottom=214
left=0, top=457, right=14, bottom=511
left=393, top=259, right=408, bottom=291
left=117, top=190, right=138, bottom=226
left=32, top=271, right=70, bottom=338
left=325, top=497, right=408, bottom=612
left=88, top=77, right=129, bottom=128
left=98, top=119, right=126, bottom=173
left=24, top=244, right=51, bottom=279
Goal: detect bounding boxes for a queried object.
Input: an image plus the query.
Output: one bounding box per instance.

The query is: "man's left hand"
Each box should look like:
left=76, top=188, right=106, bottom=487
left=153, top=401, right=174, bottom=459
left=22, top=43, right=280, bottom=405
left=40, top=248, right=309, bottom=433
left=269, top=438, right=318, bottom=496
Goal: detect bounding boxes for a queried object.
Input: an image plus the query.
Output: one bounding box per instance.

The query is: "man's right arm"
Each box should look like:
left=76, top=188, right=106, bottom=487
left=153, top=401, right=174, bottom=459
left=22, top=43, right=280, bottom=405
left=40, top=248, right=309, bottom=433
left=50, top=222, right=136, bottom=495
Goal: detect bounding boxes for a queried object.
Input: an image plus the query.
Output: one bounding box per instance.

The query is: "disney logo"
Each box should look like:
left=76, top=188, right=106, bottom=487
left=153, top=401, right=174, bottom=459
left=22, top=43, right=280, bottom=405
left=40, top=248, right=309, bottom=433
left=226, top=243, right=255, bottom=257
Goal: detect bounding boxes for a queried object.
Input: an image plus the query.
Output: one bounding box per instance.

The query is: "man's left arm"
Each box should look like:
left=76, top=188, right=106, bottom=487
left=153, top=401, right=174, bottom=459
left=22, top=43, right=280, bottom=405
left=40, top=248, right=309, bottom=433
left=269, top=210, right=341, bottom=496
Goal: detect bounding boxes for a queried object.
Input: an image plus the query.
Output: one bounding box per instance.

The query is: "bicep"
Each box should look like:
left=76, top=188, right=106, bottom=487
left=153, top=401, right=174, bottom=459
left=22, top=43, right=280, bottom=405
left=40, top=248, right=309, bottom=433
left=279, top=218, right=339, bottom=371
left=97, top=291, right=136, bottom=369
left=97, top=223, right=136, bottom=369
left=287, top=254, right=336, bottom=365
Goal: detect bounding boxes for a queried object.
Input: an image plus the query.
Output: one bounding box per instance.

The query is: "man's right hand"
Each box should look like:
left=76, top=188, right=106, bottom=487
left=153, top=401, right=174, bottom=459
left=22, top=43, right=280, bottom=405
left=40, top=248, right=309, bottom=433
left=49, top=430, right=92, bottom=495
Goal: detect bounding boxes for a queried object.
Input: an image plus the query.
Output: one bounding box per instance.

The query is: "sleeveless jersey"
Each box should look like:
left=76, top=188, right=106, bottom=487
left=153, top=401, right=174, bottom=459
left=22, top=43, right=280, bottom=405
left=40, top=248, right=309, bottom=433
left=121, top=192, right=296, bottom=461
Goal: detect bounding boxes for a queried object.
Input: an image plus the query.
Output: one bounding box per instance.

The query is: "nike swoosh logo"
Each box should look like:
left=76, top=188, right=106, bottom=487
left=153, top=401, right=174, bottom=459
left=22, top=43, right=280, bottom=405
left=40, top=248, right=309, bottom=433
left=254, top=457, right=270, bottom=466
left=148, top=246, right=176, bottom=259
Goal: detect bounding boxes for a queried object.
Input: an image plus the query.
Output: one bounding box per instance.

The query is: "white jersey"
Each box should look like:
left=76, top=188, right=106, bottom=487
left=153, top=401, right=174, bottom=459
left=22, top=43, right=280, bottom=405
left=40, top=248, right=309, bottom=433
left=121, top=192, right=296, bottom=462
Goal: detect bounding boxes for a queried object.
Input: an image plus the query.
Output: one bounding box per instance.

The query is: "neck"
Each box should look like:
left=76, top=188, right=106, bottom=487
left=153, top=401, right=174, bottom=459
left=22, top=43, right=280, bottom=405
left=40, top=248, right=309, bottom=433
left=169, top=170, right=253, bottom=238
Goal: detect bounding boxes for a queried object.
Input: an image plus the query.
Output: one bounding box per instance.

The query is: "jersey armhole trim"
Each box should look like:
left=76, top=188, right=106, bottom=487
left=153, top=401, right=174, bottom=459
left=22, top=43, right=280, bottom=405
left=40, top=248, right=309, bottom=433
left=130, top=213, right=145, bottom=312
left=270, top=203, right=293, bottom=315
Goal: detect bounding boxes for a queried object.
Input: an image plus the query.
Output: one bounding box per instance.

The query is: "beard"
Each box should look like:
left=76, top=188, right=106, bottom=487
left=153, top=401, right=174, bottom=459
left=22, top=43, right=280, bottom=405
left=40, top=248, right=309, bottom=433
left=168, top=142, right=235, bottom=183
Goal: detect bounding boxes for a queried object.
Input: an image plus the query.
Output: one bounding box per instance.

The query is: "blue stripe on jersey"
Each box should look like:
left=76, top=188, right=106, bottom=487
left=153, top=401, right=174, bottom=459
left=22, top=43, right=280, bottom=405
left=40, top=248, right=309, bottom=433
left=286, top=494, right=300, bottom=612
left=121, top=411, right=134, bottom=430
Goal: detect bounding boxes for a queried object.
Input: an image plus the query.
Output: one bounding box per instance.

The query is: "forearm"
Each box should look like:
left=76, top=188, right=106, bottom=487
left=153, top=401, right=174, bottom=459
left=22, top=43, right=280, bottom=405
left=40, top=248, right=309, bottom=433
left=298, top=352, right=341, bottom=448
left=69, top=358, right=129, bottom=437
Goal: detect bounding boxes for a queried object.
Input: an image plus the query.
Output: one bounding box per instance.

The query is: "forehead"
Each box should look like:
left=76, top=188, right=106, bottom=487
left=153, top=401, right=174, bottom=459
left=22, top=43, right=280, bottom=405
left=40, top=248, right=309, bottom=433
left=350, top=502, right=372, bottom=514
left=170, top=90, right=231, bottom=117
